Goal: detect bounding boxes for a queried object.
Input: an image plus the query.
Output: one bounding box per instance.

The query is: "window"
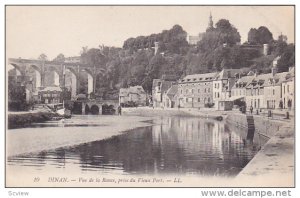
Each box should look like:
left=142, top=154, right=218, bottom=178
left=158, top=82, right=161, bottom=91
left=186, top=98, right=188, bottom=102
left=198, top=98, right=200, bottom=102
left=204, top=88, right=206, bottom=93
left=217, top=93, right=220, bottom=98
left=215, top=84, right=217, bottom=88
left=181, top=89, right=183, bottom=94
left=273, top=89, right=275, bottom=95
left=191, top=89, right=194, bottom=94
left=208, top=88, right=210, bottom=93
left=287, top=85, right=290, bottom=92
left=198, top=89, right=200, bottom=93
left=186, top=89, right=188, bottom=94
left=208, top=98, right=210, bottom=103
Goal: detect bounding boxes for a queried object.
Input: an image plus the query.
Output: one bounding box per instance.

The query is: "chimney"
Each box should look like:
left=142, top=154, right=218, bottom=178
left=227, top=71, right=231, bottom=78
left=272, top=67, right=277, bottom=76
left=154, top=42, right=159, bottom=55
left=263, top=44, right=269, bottom=56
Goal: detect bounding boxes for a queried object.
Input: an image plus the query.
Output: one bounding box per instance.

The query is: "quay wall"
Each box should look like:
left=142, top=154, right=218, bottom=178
left=226, top=113, right=283, bottom=138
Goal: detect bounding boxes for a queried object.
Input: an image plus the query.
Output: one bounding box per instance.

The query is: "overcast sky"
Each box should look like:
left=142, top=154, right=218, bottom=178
left=6, top=6, right=294, bottom=60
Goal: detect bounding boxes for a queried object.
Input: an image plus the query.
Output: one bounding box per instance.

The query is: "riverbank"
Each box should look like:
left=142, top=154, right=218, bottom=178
left=7, top=111, right=64, bottom=129
left=123, top=106, right=225, bottom=120
left=7, top=115, right=157, bottom=156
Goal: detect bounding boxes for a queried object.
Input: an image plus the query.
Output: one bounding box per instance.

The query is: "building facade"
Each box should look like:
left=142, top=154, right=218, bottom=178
left=119, top=86, right=147, bottom=106
left=213, top=69, right=248, bottom=109
left=281, top=68, right=294, bottom=110
left=152, top=75, right=177, bottom=108
left=177, top=72, right=218, bottom=108
left=38, top=86, right=62, bottom=104
left=162, top=85, right=178, bottom=108
left=231, top=74, right=255, bottom=100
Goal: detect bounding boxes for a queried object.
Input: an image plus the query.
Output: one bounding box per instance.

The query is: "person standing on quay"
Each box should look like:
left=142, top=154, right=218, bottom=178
left=250, top=105, right=253, bottom=114
left=118, top=105, right=122, bottom=115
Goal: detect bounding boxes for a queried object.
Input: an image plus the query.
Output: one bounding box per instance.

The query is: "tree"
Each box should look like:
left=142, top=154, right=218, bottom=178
left=248, top=28, right=259, bottom=44
left=257, top=26, right=273, bottom=44
left=53, top=53, right=65, bottom=62
left=277, top=43, right=295, bottom=72
left=247, top=26, right=273, bottom=45
left=122, top=24, right=188, bottom=55
left=215, top=19, right=241, bottom=45
left=198, top=19, right=241, bottom=54
left=38, top=53, right=48, bottom=61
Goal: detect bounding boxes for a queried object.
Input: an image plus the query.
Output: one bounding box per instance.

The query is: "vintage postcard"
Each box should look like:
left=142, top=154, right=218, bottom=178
left=6, top=5, right=295, bottom=187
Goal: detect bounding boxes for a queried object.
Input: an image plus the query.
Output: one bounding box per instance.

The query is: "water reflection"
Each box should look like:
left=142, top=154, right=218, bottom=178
left=7, top=116, right=267, bottom=177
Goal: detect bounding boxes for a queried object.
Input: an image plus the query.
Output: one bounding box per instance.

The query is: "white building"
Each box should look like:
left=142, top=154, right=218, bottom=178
left=281, top=67, right=294, bottom=110
left=213, top=69, right=248, bottom=110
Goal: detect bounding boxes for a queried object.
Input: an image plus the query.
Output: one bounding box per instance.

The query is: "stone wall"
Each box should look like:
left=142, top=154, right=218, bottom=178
left=226, top=113, right=283, bottom=138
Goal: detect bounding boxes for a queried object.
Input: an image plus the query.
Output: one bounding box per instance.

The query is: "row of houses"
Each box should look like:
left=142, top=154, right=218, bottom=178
left=151, top=64, right=294, bottom=111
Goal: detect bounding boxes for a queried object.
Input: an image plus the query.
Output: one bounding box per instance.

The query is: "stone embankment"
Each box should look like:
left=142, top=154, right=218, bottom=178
left=227, top=113, right=294, bottom=187
left=226, top=113, right=285, bottom=138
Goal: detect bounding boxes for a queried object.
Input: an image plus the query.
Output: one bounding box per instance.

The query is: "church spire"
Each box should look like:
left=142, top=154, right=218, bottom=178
left=207, top=12, right=214, bottom=30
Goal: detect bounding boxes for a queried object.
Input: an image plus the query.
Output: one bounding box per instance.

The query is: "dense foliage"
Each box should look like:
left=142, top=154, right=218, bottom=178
left=55, top=21, right=294, bottom=95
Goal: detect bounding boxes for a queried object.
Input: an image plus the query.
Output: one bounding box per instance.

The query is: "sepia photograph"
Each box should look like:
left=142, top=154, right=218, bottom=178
left=5, top=5, right=295, bottom=188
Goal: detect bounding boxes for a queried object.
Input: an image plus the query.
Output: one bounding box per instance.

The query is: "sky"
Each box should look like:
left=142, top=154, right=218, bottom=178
left=6, top=6, right=294, bottom=60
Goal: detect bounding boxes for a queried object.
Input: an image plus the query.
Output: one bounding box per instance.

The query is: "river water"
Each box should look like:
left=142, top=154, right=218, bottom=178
left=7, top=116, right=268, bottom=177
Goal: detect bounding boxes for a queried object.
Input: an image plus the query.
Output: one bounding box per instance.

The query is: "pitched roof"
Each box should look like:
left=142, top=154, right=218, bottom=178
left=233, top=75, right=255, bottom=88
left=119, top=88, right=129, bottom=96
left=120, top=86, right=145, bottom=96
left=128, top=86, right=145, bottom=94
left=180, top=72, right=218, bottom=83
left=263, top=72, right=289, bottom=87
left=215, top=68, right=250, bottom=80
left=166, top=85, right=178, bottom=99
left=161, top=81, right=173, bottom=93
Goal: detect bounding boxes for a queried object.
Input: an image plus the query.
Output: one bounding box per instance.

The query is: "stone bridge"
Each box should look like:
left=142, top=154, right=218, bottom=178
left=8, top=58, right=105, bottom=98
left=77, top=99, right=119, bottom=115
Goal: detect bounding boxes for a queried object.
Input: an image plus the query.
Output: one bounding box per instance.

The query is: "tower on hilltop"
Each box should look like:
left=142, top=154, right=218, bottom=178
left=207, top=12, right=214, bottom=31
